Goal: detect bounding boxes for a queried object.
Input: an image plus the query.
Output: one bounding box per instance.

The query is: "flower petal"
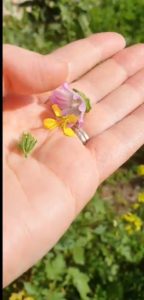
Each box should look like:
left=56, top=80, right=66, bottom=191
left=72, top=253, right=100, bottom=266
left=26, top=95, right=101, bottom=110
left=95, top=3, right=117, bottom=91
left=43, top=118, right=58, bottom=129
left=63, top=82, right=69, bottom=89
left=51, top=95, right=70, bottom=109
left=63, top=126, right=76, bottom=137
left=79, top=101, right=86, bottom=112
left=78, top=111, right=85, bottom=127
left=52, top=104, right=62, bottom=117
left=66, top=114, right=78, bottom=123
left=138, top=193, right=144, bottom=203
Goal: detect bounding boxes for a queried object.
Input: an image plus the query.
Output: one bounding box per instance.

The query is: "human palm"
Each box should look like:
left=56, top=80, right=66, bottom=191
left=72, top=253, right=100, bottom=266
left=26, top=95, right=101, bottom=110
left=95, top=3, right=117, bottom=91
left=3, top=33, right=144, bottom=287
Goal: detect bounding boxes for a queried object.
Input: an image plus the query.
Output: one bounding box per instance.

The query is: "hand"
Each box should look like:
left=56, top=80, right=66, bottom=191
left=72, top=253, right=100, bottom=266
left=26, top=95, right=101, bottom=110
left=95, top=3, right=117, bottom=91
left=3, top=33, right=144, bottom=287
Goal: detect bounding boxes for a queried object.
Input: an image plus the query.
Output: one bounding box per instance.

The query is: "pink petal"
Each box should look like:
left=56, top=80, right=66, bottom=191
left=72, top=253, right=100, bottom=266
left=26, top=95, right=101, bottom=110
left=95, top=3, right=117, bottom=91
left=63, top=82, right=69, bottom=89
left=79, top=101, right=86, bottom=112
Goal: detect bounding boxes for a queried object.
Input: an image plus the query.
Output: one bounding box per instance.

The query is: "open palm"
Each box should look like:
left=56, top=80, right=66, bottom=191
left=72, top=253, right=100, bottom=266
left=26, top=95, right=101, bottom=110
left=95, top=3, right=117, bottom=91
left=3, top=33, right=144, bottom=287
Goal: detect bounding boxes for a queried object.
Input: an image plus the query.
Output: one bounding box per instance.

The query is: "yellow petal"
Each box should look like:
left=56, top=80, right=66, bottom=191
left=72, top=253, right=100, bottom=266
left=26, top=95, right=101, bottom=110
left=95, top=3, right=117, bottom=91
left=137, top=165, right=144, bottom=176
left=9, top=295, right=17, bottom=300
left=138, top=193, right=144, bottom=203
left=43, top=118, right=58, bottom=129
left=132, top=203, right=140, bottom=210
left=125, top=225, right=133, bottom=234
left=9, top=291, right=25, bottom=300
left=52, top=104, right=62, bottom=117
left=63, top=126, right=75, bottom=137
left=66, top=114, right=78, bottom=123
left=19, top=291, right=25, bottom=297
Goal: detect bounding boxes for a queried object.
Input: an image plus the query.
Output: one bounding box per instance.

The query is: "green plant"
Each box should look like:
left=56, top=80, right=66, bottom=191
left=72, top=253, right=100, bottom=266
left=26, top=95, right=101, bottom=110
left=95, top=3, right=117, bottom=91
left=3, top=187, right=144, bottom=300
left=3, top=0, right=144, bottom=53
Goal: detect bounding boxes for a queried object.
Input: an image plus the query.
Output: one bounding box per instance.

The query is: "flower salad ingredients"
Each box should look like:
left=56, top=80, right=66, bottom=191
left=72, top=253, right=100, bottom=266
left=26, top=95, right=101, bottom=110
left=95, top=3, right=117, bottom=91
left=43, top=82, right=91, bottom=136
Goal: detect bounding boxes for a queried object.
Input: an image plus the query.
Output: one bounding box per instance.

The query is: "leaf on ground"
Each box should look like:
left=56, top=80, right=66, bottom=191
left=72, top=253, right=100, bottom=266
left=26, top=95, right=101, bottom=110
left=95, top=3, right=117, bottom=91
left=45, top=254, right=66, bottom=280
left=72, top=246, right=85, bottom=265
left=68, top=267, right=91, bottom=300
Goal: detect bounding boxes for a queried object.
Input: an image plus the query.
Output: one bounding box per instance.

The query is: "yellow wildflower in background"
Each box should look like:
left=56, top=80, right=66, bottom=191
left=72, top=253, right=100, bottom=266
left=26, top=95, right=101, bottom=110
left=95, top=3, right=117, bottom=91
left=132, top=192, right=144, bottom=210
left=132, top=203, right=140, bottom=210
left=137, top=165, right=144, bottom=176
left=9, top=291, right=35, bottom=300
left=138, top=192, right=144, bottom=203
left=122, top=212, right=136, bottom=222
left=9, top=291, right=25, bottom=300
left=122, top=212, right=143, bottom=233
left=134, top=218, right=143, bottom=231
left=125, top=224, right=133, bottom=234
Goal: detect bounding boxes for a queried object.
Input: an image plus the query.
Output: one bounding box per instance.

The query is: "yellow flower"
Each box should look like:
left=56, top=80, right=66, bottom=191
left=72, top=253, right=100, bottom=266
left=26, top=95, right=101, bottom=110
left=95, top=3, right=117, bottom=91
left=9, top=291, right=35, bottom=300
left=135, top=219, right=143, bottom=231
left=9, top=291, right=25, bottom=300
left=122, top=212, right=143, bottom=232
left=43, top=104, right=78, bottom=137
left=137, top=165, right=144, bottom=176
left=125, top=224, right=133, bottom=234
left=122, top=212, right=136, bottom=223
left=138, top=192, right=144, bottom=203
left=132, top=203, right=140, bottom=210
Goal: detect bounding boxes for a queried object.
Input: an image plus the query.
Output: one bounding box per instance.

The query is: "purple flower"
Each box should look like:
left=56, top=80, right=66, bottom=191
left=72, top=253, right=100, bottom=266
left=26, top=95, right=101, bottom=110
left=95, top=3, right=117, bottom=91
left=50, top=82, right=86, bottom=127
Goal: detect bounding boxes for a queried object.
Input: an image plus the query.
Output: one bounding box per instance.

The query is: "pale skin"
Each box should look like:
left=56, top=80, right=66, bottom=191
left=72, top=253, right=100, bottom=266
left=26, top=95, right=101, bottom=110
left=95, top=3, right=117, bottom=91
left=3, top=32, right=144, bottom=287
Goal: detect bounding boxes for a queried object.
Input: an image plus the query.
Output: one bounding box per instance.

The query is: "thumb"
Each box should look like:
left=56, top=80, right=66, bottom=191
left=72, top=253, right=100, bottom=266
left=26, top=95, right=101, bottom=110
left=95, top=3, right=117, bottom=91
left=3, top=45, right=68, bottom=96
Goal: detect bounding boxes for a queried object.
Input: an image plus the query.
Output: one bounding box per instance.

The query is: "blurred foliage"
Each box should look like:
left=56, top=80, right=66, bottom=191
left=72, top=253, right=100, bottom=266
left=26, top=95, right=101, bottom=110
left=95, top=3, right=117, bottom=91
left=3, top=1, right=144, bottom=299
left=3, top=0, right=144, bottom=53
left=3, top=183, right=144, bottom=300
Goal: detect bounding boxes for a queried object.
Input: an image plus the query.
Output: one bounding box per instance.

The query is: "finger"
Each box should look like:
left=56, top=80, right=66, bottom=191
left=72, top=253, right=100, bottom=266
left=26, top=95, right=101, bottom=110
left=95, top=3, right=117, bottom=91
left=87, top=104, right=144, bottom=184
left=39, top=32, right=126, bottom=103
left=83, top=68, right=144, bottom=137
left=52, top=32, right=126, bottom=82
left=3, top=45, right=68, bottom=96
left=3, top=33, right=125, bottom=97
left=71, top=44, right=144, bottom=105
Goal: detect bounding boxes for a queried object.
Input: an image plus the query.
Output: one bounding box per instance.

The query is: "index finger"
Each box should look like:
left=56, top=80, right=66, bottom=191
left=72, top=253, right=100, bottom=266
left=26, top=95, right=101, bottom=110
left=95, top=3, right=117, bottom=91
left=3, top=32, right=125, bottom=97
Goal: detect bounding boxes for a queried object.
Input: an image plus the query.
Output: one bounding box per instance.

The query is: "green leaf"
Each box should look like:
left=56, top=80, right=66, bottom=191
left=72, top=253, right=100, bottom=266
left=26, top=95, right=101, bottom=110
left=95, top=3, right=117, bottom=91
left=78, top=13, right=92, bottom=36
left=118, top=245, right=133, bottom=261
left=95, top=225, right=107, bottom=235
left=72, top=246, right=85, bottom=265
left=45, top=254, right=66, bottom=280
left=46, top=290, right=66, bottom=300
left=73, top=89, right=92, bottom=112
left=24, top=282, right=38, bottom=296
left=68, top=267, right=91, bottom=300
left=92, top=194, right=106, bottom=215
